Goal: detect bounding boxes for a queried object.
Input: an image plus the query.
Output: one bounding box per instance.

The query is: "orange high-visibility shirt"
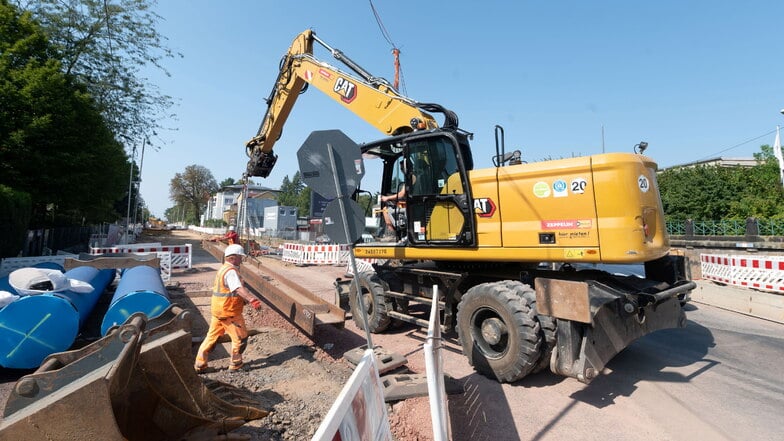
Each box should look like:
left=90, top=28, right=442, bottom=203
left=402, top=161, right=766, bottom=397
left=211, top=263, right=244, bottom=317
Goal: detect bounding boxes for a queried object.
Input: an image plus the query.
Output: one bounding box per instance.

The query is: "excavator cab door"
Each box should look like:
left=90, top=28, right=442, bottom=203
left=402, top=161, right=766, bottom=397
left=403, top=132, right=476, bottom=246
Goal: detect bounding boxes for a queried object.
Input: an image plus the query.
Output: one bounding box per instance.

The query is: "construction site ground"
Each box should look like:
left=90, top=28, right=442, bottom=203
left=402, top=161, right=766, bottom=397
left=4, top=229, right=781, bottom=441
left=170, top=229, right=438, bottom=440
left=0, top=229, right=437, bottom=441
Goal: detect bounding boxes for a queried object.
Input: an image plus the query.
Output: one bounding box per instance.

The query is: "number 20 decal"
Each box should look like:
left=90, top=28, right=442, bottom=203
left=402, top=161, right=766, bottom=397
left=571, top=178, right=587, bottom=194
left=638, top=175, right=650, bottom=193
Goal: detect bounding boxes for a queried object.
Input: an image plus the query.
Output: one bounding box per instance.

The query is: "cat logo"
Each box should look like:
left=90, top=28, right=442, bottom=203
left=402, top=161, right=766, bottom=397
left=333, top=77, right=357, bottom=103
left=474, top=198, right=496, bottom=217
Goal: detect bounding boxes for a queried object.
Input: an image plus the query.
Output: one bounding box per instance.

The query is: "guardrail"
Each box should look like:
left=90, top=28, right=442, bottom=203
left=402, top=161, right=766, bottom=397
left=701, top=254, right=784, bottom=293
left=667, top=218, right=784, bottom=237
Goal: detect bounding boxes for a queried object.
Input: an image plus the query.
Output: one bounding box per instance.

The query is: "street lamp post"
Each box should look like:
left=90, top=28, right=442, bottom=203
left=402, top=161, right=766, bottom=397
left=125, top=142, right=137, bottom=244
left=131, top=138, right=147, bottom=231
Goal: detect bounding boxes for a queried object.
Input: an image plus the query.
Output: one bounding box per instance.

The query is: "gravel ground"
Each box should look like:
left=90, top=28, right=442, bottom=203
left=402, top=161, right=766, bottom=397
left=146, top=229, right=436, bottom=440
left=0, top=229, right=436, bottom=440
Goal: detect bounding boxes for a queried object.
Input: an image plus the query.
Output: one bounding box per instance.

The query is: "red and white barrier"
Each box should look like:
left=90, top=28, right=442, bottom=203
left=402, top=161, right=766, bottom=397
left=0, top=254, right=77, bottom=278
left=281, top=243, right=357, bottom=266
left=701, top=254, right=784, bottom=293
left=345, top=258, right=379, bottom=276
left=281, top=243, right=305, bottom=264
left=90, top=243, right=192, bottom=269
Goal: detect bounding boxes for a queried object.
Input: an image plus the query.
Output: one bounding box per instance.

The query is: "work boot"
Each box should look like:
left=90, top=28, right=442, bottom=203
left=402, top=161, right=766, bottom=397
left=194, top=358, right=208, bottom=373
left=229, top=353, right=243, bottom=371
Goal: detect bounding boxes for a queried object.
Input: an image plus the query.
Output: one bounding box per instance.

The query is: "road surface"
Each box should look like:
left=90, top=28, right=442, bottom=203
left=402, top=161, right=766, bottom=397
left=443, top=298, right=783, bottom=441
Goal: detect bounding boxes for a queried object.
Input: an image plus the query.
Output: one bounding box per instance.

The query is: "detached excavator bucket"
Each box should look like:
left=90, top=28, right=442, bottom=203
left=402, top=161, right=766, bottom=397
left=0, top=306, right=268, bottom=441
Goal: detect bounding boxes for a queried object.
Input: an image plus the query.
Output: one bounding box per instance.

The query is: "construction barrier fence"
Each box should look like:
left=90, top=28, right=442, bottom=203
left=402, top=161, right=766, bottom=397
left=281, top=243, right=378, bottom=273
left=0, top=254, right=77, bottom=278
left=90, top=244, right=192, bottom=270
left=701, top=253, right=784, bottom=293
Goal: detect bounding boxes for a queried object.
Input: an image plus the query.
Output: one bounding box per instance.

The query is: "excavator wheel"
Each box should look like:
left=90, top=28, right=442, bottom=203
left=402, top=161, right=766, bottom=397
left=499, top=281, right=557, bottom=373
left=456, top=281, right=542, bottom=383
left=349, top=271, right=392, bottom=333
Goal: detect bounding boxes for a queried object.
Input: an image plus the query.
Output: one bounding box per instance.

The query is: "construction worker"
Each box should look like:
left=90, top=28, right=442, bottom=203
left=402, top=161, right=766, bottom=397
left=209, top=225, right=239, bottom=244
left=194, top=244, right=262, bottom=372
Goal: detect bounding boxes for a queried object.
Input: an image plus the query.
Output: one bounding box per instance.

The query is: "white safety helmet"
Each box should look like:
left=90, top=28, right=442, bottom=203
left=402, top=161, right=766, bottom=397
left=228, top=225, right=235, bottom=231
left=224, top=244, right=246, bottom=257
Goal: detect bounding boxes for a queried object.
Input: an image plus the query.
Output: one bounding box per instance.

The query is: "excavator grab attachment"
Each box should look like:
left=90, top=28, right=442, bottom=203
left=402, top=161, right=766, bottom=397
left=0, top=305, right=268, bottom=441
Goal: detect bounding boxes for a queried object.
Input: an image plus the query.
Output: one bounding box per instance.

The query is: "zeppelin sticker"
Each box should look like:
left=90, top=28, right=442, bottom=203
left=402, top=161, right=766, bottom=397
left=541, top=219, right=593, bottom=229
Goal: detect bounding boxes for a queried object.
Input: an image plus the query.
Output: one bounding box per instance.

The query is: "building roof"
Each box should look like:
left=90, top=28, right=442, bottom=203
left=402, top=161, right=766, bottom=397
left=659, top=157, right=759, bottom=171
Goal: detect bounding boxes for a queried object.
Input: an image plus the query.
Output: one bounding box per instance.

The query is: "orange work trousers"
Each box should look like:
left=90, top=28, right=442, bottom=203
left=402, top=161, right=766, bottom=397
left=195, top=314, right=249, bottom=369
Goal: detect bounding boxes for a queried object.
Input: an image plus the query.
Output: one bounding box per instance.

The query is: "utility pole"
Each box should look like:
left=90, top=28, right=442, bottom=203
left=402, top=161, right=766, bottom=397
left=131, top=138, right=146, bottom=230
left=124, top=143, right=136, bottom=244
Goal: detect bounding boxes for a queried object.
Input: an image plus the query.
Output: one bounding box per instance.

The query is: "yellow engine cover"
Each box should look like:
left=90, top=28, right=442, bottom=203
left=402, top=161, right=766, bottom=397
left=355, top=153, right=669, bottom=264
left=472, top=152, right=668, bottom=263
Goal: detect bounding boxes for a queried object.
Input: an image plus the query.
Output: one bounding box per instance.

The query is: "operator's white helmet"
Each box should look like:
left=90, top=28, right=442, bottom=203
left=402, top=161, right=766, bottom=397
left=224, top=244, right=246, bottom=257
left=228, top=225, right=235, bottom=231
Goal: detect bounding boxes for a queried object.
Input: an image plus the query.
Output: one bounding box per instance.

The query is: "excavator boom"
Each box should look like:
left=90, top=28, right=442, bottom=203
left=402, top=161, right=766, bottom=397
left=245, top=29, right=439, bottom=178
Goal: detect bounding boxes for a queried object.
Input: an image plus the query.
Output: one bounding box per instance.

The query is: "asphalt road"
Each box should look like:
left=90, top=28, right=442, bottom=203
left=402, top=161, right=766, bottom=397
left=443, top=298, right=784, bottom=441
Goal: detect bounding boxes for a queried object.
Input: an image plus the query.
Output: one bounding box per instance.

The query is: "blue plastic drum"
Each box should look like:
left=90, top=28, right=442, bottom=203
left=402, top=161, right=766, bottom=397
left=100, top=265, right=169, bottom=335
left=0, top=265, right=113, bottom=369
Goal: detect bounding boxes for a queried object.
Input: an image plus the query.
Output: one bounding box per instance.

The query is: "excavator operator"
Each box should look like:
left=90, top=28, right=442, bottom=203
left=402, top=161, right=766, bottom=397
left=380, top=160, right=414, bottom=240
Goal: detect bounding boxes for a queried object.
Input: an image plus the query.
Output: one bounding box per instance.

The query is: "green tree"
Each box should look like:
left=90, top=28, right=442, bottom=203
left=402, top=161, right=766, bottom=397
left=13, top=0, right=179, bottom=148
left=277, top=172, right=311, bottom=217
left=658, top=145, right=784, bottom=220
left=0, top=1, right=129, bottom=226
left=0, top=184, right=31, bottom=257
left=169, top=165, right=217, bottom=225
left=220, top=177, right=236, bottom=187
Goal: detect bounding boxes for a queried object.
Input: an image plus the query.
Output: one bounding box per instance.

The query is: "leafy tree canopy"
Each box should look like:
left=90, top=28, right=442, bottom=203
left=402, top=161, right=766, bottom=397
left=0, top=0, right=128, bottom=226
left=658, top=145, right=784, bottom=220
left=12, top=0, right=180, bottom=149
left=169, top=164, right=217, bottom=225
left=277, top=171, right=311, bottom=217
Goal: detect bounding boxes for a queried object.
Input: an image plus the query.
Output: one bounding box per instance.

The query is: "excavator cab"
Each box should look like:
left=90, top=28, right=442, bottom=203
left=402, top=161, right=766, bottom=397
left=363, top=130, right=476, bottom=247
left=403, top=132, right=475, bottom=246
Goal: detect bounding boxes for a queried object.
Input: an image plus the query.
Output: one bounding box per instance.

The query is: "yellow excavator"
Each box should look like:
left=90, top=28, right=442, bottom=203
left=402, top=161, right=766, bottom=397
left=246, top=29, right=695, bottom=383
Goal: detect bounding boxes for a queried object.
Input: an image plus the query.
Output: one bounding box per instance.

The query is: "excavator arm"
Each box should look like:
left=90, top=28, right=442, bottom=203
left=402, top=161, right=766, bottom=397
left=245, top=29, right=441, bottom=178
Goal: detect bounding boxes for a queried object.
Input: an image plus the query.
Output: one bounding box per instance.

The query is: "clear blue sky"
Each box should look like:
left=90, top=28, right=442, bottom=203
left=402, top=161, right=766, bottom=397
left=139, top=0, right=784, bottom=217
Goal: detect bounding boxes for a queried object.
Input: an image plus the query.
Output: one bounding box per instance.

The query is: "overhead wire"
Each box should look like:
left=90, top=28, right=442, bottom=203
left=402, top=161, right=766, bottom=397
left=694, top=128, right=779, bottom=162
left=368, top=0, right=406, bottom=94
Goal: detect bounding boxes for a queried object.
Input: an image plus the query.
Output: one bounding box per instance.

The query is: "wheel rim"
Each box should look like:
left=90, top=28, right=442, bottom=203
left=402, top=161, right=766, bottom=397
left=471, top=307, right=509, bottom=359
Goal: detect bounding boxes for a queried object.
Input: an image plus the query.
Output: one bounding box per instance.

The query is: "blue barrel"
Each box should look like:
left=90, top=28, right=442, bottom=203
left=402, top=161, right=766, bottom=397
left=100, top=265, right=169, bottom=335
left=56, top=266, right=116, bottom=325
left=0, top=265, right=114, bottom=369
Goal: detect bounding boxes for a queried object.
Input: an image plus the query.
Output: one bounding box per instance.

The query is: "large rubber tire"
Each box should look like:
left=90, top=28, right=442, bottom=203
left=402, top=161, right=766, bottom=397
left=456, top=281, right=543, bottom=382
left=520, top=285, right=557, bottom=373
left=349, top=271, right=392, bottom=333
